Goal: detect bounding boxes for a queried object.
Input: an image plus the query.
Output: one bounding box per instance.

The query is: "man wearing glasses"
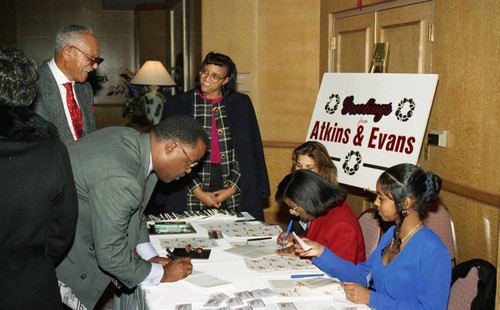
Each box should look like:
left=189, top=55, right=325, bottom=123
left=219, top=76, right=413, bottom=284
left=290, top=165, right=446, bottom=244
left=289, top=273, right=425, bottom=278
left=56, top=115, right=208, bottom=310
left=34, top=24, right=102, bottom=146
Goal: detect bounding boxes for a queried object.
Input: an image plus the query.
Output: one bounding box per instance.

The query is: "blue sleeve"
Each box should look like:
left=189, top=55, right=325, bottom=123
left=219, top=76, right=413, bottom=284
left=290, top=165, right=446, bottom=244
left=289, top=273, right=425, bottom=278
left=312, top=247, right=372, bottom=285
left=369, top=239, right=451, bottom=310
left=313, top=226, right=395, bottom=286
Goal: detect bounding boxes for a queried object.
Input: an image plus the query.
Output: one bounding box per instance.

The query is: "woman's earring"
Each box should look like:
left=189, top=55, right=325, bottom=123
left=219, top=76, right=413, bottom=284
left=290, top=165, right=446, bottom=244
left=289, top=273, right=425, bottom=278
left=402, top=209, right=409, bottom=216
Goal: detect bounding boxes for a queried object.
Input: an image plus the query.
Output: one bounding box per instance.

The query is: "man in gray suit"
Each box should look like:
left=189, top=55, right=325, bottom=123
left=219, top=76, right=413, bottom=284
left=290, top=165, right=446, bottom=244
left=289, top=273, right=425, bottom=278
left=34, top=24, right=101, bottom=146
left=56, top=115, right=208, bottom=310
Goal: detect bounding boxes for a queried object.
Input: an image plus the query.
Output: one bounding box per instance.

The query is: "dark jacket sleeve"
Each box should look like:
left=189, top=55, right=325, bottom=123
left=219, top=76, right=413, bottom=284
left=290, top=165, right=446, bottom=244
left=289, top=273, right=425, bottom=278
left=48, top=140, right=78, bottom=264
left=226, top=93, right=270, bottom=220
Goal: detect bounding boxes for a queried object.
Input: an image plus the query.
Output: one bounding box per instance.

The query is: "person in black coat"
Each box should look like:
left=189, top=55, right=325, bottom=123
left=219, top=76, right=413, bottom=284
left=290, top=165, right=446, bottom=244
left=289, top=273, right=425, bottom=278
left=0, top=45, right=78, bottom=310
left=152, top=52, right=270, bottom=220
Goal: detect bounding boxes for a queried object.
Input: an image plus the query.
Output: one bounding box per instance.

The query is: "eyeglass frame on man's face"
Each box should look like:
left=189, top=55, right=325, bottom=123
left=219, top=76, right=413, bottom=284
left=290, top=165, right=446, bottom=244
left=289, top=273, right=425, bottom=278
left=71, top=45, right=104, bottom=66
left=198, top=67, right=227, bottom=83
left=177, top=142, right=198, bottom=170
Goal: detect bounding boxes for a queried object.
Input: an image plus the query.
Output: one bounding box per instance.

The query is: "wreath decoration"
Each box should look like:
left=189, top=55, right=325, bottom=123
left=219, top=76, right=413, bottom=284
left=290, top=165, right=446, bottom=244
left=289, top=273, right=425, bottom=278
left=395, top=98, right=416, bottom=122
left=324, top=94, right=340, bottom=114
left=342, top=150, right=362, bottom=175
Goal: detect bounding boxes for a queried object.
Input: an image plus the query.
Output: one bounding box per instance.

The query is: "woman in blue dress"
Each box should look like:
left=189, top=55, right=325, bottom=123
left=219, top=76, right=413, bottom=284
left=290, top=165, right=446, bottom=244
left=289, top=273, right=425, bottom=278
left=297, top=163, right=451, bottom=309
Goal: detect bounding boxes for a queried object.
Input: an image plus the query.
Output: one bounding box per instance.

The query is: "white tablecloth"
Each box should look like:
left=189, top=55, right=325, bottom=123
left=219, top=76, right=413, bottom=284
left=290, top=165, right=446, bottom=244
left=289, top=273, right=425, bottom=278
left=143, top=219, right=371, bottom=310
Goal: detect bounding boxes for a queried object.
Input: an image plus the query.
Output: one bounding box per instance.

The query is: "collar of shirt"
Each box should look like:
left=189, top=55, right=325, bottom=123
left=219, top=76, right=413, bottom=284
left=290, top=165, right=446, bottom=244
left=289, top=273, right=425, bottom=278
left=148, top=152, right=153, bottom=177
left=48, top=58, right=72, bottom=86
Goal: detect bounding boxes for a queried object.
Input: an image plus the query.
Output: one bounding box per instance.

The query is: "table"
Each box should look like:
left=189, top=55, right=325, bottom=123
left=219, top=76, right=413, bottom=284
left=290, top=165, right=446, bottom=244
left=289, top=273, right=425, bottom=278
left=142, top=217, right=371, bottom=310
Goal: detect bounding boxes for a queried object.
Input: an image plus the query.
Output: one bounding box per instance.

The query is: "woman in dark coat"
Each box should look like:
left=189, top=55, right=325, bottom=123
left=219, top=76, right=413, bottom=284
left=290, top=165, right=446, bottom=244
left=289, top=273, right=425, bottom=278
left=152, top=52, right=270, bottom=220
left=0, top=45, right=78, bottom=310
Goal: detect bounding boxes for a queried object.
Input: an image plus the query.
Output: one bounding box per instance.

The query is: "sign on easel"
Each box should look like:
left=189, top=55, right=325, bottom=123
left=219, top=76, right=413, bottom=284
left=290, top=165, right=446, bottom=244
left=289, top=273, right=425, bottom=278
left=306, top=73, right=438, bottom=190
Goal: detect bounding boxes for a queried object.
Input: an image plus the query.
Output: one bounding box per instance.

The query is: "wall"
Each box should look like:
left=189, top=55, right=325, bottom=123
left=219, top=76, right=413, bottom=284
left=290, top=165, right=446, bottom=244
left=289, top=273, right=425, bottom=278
left=3, top=0, right=498, bottom=270
left=201, top=0, right=500, bottom=269
left=0, top=0, right=17, bottom=47
left=201, top=0, right=322, bottom=223
left=432, top=0, right=500, bottom=265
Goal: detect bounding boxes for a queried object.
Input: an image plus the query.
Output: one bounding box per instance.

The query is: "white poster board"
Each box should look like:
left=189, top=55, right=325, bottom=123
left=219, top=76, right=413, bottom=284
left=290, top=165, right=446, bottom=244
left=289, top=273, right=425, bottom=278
left=306, top=73, right=438, bottom=190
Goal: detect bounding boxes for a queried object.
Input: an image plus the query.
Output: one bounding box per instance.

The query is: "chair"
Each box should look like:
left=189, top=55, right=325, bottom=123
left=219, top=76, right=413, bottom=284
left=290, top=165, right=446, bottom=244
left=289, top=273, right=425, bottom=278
left=448, top=266, right=479, bottom=310
left=422, top=200, right=458, bottom=264
left=448, top=259, right=496, bottom=310
left=358, top=209, right=382, bottom=258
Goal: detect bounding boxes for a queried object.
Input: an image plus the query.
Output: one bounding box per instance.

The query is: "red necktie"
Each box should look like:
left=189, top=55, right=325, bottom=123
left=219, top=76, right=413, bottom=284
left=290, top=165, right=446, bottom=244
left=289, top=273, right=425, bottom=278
left=63, top=82, right=83, bottom=139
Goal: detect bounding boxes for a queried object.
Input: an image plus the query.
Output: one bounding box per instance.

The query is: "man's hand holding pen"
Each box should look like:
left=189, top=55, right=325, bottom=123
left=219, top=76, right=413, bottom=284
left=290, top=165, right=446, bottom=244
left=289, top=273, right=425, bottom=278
left=162, top=248, right=193, bottom=281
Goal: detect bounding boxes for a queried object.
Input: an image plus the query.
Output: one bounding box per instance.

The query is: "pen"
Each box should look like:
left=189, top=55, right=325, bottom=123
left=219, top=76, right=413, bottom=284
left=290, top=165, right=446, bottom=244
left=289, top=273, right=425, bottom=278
left=282, top=219, right=293, bottom=249
left=247, top=237, right=272, bottom=241
left=290, top=274, right=324, bottom=279
left=166, top=247, right=176, bottom=259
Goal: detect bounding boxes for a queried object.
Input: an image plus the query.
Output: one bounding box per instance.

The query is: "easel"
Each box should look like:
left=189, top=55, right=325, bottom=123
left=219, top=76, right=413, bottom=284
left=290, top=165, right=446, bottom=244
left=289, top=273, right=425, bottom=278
left=364, top=42, right=389, bottom=209
left=370, top=42, right=389, bottom=73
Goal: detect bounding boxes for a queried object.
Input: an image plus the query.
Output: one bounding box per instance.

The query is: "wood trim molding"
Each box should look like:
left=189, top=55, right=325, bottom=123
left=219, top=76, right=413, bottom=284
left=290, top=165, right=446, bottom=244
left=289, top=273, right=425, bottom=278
left=262, top=141, right=302, bottom=149
left=262, top=140, right=500, bottom=208
left=441, top=179, right=500, bottom=209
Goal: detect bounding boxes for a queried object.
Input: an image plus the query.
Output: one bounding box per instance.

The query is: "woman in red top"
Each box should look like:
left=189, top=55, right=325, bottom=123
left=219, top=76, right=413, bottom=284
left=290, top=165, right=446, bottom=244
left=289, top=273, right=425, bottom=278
left=276, top=169, right=366, bottom=264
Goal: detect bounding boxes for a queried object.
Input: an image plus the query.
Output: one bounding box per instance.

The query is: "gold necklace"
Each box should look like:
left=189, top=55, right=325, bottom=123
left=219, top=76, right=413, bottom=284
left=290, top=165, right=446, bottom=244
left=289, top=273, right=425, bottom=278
left=390, top=220, right=423, bottom=251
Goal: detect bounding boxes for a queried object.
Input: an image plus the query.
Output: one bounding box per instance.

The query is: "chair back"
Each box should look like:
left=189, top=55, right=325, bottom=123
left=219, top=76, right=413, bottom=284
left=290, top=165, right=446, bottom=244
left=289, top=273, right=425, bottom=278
left=448, top=266, right=479, bottom=310
left=358, top=209, right=382, bottom=258
left=422, top=200, right=458, bottom=263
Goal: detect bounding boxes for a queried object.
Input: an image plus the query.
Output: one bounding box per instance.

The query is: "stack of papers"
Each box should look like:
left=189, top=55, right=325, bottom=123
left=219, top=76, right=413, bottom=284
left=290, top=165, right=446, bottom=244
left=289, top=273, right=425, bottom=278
left=244, top=256, right=316, bottom=272
left=159, top=237, right=219, bottom=249
left=200, top=222, right=283, bottom=238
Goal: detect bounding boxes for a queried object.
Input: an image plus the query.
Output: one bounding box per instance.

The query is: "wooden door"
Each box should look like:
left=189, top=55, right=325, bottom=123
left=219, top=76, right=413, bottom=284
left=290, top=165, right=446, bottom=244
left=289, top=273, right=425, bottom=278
left=376, top=1, right=433, bottom=73
left=333, top=13, right=375, bottom=72
left=332, top=1, right=433, bottom=73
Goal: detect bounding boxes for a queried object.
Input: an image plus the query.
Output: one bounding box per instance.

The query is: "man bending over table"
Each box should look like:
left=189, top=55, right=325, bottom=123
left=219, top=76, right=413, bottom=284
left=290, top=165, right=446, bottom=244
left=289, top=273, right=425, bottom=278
left=56, top=115, right=208, bottom=310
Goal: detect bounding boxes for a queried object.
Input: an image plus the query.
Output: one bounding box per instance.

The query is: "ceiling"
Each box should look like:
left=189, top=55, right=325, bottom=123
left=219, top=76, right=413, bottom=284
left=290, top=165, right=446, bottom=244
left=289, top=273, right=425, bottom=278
left=102, top=0, right=164, bottom=10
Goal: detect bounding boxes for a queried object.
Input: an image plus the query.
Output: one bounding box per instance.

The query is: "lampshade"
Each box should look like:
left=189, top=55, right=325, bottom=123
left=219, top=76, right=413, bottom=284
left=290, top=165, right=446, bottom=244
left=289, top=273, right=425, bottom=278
left=130, top=60, right=176, bottom=86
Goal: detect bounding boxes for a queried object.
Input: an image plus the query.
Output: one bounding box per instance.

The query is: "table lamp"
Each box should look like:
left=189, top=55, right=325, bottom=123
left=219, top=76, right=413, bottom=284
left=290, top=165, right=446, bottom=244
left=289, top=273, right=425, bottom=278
left=130, top=60, right=176, bottom=125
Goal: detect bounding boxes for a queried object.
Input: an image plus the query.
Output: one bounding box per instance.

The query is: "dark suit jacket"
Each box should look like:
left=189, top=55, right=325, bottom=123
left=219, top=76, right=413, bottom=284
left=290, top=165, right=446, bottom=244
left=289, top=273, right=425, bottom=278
left=55, top=127, right=158, bottom=309
left=153, top=89, right=270, bottom=220
left=0, top=108, right=78, bottom=310
left=33, top=61, right=96, bottom=146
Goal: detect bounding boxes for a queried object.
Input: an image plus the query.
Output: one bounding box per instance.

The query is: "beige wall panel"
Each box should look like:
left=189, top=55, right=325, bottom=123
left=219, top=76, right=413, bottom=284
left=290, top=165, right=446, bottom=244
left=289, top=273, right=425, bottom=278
left=201, top=1, right=256, bottom=71
left=334, top=13, right=375, bottom=72
left=202, top=0, right=321, bottom=143
left=439, top=192, right=499, bottom=264
left=138, top=9, right=167, bottom=66
left=256, top=1, right=321, bottom=142
left=201, top=1, right=258, bottom=110
left=432, top=1, right=499, bottom=193
left=262, top=147, right=296, bottom=224
left=431, top=0, right=500, bottom=268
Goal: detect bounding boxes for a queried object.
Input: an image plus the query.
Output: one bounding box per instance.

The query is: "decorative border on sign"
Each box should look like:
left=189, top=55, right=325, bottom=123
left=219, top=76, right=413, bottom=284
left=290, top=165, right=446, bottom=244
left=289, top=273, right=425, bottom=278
left=395, top=98, right=415, bottom=122
left=324, top=94, right=340, bottom=114
left=342, top=150, right=362, bottom=175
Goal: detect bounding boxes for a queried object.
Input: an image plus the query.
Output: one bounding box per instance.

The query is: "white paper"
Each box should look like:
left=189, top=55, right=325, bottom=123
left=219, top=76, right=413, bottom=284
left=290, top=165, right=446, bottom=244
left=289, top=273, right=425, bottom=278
left=292, top=232, right=312, bottom=251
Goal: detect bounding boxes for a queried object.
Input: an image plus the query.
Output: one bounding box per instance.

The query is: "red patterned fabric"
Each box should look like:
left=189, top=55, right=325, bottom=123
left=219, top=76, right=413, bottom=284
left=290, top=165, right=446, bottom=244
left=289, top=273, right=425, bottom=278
left=63, top=83, right=83, bottom=139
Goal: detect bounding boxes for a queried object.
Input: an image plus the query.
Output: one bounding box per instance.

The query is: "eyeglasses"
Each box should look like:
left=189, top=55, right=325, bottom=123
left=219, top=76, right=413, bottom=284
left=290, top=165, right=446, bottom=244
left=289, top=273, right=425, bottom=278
left=199, top=67, right=226, bottom=82
left=289, top=206, right=299, bottom=216
left=178, top=143, right=198, bottom=170
left=71, top=45, right=104, bottom=66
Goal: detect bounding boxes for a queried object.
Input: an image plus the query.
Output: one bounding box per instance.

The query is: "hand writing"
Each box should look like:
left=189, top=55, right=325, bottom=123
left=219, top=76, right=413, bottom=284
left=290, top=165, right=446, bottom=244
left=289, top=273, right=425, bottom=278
left=160, top=257, right=192, bottom=282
